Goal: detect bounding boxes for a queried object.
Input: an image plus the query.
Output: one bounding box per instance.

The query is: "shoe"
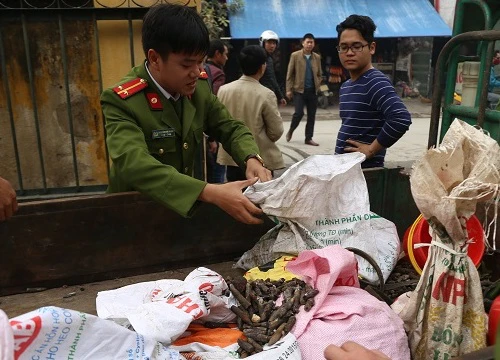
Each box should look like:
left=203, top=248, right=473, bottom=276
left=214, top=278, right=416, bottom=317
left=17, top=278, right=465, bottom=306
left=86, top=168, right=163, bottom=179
left=286, top=130, right=293, bottom=142
left=305, top=139, right=319, bottom=146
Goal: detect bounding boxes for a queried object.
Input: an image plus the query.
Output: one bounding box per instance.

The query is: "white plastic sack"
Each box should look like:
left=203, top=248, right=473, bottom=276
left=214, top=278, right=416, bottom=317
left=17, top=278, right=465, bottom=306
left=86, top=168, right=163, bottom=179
left=7, top=306, right=182, bottom=360
left=96, top=267, right=237, bottom=344
left=1, top=309, right=14, bottom=360
left=238, top=153, right=400, bottom=283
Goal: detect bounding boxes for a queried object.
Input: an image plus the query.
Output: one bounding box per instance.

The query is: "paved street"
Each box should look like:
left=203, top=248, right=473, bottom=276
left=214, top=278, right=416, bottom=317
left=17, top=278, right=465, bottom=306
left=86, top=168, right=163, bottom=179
left=275, top=97, right=433, bottom=172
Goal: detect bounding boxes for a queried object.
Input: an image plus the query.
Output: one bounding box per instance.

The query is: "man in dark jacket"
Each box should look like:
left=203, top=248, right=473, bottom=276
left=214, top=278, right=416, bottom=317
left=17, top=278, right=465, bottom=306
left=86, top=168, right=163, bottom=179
left=204, top=39, right=228, bottom=96
left=259, top=30, right=286, bottom=106
left=204, top=39, right=229, bottom=183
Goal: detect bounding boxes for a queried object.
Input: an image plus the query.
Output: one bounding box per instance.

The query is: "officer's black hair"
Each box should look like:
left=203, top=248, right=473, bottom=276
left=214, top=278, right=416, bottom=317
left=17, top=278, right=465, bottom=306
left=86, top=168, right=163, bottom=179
left=302, top=33, right=315, bottom=41
left=207, top=40, right=227, bottom=58
left=336, top=15, right=377, bottom=44
left=238, top=45, right=267, bottom=76
left=142, top=4, right=209, bottom=59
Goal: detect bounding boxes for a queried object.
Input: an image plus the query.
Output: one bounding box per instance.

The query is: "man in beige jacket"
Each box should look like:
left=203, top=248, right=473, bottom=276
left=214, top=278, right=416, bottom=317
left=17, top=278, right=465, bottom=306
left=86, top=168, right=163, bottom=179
left=285, top=33, right=322, bottom=146
left=217, top=45, right=285, bottom=181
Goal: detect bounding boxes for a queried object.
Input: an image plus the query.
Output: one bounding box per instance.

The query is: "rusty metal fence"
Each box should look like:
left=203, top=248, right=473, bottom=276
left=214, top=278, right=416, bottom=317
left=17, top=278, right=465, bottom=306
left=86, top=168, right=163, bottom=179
left=0, top=0, right=197, bottom=198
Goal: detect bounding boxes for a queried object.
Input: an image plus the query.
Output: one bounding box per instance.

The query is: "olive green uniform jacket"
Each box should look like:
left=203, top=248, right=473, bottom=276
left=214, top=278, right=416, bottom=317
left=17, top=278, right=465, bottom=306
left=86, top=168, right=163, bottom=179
left=101, top=63, right=259, bottom=217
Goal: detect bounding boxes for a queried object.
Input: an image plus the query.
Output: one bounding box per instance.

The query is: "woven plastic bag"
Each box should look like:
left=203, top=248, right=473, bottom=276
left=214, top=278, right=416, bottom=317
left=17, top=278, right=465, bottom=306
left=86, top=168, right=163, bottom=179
left=392, top=119, right=500, bottom=359
left=238, top=153, right=400, bottom=284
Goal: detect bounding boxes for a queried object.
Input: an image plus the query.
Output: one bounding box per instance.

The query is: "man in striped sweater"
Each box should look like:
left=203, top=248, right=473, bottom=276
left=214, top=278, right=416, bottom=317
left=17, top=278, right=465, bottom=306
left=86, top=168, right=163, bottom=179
left=335, top=15, right=411, bottom=168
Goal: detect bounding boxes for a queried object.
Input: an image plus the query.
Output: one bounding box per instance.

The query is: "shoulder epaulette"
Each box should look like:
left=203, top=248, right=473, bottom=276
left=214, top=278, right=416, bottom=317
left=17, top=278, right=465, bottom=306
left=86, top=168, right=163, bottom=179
left=199, top=71, right=209, bottom=80
left=113, top=78, right=148, bottom=99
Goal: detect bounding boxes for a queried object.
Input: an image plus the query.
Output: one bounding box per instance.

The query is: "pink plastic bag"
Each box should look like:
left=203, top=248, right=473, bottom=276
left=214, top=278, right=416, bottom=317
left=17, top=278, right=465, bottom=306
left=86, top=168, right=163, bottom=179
left=287, top=245, right=410, bottom=360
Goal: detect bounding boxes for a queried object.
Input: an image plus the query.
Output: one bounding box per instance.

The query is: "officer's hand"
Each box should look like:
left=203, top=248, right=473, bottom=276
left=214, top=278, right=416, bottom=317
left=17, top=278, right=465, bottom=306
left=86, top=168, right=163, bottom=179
left=245, top=159, right=272, bottom=182
left=279, top=98, right=287, bottom=106
left=199, top=179, right=264, bottom=224
left=324, top=342, right=390, bottom=360
left=0, top=177, right=18, bottom=222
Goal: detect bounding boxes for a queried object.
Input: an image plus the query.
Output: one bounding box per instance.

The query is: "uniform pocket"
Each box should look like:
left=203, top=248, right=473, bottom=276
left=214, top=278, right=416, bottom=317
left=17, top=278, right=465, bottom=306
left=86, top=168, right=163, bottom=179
left=146, top=137, right=176, bottom=158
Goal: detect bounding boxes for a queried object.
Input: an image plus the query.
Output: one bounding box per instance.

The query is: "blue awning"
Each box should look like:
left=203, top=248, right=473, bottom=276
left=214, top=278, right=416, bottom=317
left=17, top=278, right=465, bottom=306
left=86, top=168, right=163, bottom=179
left=228, top=0, right=452, bottom=39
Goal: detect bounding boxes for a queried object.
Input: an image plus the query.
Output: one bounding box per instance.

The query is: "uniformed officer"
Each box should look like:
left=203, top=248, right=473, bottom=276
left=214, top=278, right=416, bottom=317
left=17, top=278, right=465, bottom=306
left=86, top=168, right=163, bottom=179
left=101, top=4, right=271, bottom=225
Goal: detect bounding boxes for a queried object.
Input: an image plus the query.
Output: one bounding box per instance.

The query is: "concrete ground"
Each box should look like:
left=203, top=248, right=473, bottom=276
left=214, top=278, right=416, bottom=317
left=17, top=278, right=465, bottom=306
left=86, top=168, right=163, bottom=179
left=275, top=97, right=433, bottom=172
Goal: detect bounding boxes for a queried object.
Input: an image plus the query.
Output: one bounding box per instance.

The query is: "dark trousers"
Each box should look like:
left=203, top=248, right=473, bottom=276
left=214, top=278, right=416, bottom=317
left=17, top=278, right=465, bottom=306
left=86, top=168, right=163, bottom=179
left=206, top=147, right=226, bottom=183
left=290, top=88, right=318, bottom=141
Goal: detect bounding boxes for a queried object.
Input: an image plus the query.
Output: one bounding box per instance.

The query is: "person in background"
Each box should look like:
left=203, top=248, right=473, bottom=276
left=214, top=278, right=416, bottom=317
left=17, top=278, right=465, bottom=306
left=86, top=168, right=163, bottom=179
left=0, top=176, right=17, bottom=222
left=204, top=39, right=228, bottom=95
left=259, top=30, right=287, bottom=106
left=335, top=15, right=411, bottom=168
left=488, top=50, right=500, bottom=109
left=204, top=39, right=229, bottom=183
left=324, top=342, right=390, bottom=360
left=217, top=45, right=285, bottom=181
left=285, top=33, right=323, bottom=146
left=101, top=4, right=271, bottom=225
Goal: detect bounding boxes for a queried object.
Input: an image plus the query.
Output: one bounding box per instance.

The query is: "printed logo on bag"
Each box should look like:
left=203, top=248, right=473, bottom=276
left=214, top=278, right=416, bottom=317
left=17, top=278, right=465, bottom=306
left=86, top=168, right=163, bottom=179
left=198, top=282, right=214, bottom=293
left=10, top=316, right=42, bottom=358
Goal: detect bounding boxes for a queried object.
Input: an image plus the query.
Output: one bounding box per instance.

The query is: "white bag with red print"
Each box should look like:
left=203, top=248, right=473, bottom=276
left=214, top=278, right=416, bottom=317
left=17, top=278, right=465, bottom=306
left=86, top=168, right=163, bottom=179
left=6, top=306, right=182, bottom=360
left=96, top=267, right=237, bottom=344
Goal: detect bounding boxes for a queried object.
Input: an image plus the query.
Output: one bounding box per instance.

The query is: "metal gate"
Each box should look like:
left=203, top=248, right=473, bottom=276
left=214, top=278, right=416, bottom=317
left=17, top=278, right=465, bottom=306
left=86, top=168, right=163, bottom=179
left=0, top=0, right=198, bottom=199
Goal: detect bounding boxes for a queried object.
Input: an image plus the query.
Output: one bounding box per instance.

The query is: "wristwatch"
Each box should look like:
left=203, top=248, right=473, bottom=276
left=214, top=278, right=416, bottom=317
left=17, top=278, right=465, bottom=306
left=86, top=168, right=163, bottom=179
left=244, top=154, right=266, bottom=168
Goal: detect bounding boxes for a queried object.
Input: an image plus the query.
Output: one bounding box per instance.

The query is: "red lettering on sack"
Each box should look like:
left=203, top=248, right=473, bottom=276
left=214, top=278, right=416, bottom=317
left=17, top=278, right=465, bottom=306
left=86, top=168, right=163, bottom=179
left=198, top=282, right=214, bottom=293
left=167, top=295, right=201, bottom=316
left=10, top=316, right=42, bottom=358
left=432, top=273, right=467, bottom=305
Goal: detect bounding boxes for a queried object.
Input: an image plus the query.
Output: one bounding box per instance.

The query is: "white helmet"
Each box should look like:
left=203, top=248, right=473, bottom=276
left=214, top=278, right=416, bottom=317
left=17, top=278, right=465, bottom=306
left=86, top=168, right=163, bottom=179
left=259, top=30, right=280, bottom=47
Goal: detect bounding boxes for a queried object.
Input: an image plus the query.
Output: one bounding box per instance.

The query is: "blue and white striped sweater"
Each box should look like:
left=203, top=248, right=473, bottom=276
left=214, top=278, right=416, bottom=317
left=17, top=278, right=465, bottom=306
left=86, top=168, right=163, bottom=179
left=335, top=68, right=411, bottom=168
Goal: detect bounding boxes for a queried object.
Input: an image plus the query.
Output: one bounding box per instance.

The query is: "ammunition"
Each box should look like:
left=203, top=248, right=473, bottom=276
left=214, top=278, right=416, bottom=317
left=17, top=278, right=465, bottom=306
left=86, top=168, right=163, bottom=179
left=237, top=339, right=255, bottom=353
left=230, top=305, right=252, bottom=325
left=229, top=283, right=252, bottom=309
left=268, top=323, right=286, bottom=346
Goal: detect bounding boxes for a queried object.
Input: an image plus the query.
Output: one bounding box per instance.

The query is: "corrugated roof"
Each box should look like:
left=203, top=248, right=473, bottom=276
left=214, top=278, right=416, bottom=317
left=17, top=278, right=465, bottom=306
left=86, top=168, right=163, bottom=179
left=228, top=0, right=452, bottom=39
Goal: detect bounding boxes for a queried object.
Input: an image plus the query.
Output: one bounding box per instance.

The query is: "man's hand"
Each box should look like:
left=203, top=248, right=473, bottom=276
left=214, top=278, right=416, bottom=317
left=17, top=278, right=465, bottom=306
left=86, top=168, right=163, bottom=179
left=0, top=177, right=18, bottom=222
left=198, top=179, right=264, bottom=224
left=279, top=98, right=287, bottom=106
left=208, top=140, right=218, bottom=154
left=344, top=139, right=383, bottom=159
left=245, top=158, right=272, bottom=182
left=324, top=342, right=390, bottom=360
left=286, top=91, right=293, bottom=100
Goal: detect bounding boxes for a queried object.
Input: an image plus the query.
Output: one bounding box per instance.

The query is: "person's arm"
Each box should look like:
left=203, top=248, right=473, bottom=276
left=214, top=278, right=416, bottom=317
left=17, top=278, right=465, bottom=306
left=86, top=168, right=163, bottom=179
left=262, top=92, right=284, bottom=142
left=345, top=78, right=411, bottom=158
left=199, top=178, right=265, bottom=224
left=316, top=54, right=323, bottom=88
left=286, top=53, right=296, bottom=99
left=266, top=57, right=285, bottom=101
left=0, top=177, right=17, bottom=222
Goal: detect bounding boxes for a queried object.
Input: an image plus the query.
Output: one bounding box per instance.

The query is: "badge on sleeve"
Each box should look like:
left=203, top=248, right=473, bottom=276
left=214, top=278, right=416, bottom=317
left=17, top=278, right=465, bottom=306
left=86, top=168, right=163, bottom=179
left=146, top=93, right=163, bottom=110
left=152, top=128, right=175, bottom=139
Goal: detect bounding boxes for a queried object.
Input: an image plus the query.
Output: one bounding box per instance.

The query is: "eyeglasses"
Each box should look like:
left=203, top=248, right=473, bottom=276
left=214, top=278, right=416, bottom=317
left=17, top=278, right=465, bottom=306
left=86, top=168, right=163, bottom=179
left=336, top=43, right=370, bottom=54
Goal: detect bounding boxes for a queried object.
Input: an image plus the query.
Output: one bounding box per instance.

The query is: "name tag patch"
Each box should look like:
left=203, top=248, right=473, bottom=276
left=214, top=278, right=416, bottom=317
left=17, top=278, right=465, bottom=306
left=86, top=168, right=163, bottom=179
left=152, top=129, right=175, bottom=139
